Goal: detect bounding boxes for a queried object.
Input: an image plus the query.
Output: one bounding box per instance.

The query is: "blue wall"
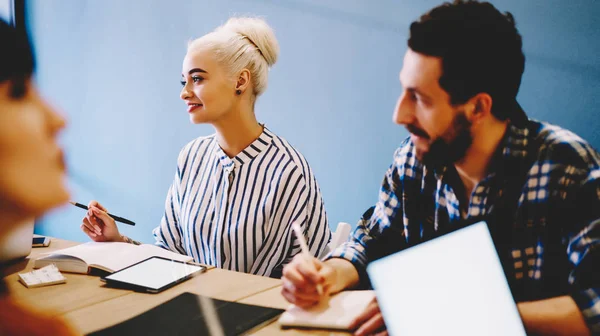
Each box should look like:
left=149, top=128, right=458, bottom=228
left=28, top=0, right=600, bottom=243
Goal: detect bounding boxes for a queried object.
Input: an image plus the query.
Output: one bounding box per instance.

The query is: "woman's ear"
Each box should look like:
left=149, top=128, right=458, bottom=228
left=235, top=69, right=251, bottom=94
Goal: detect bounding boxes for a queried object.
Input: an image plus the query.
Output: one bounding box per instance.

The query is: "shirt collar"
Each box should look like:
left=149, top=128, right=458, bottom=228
left=491, top=120, right=532, bottom=177
left=215, top=125, right=274, bottom=168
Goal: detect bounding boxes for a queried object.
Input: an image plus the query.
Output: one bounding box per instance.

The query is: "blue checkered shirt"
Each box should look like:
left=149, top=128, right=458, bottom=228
left=328, top=120, right=600, bottom=333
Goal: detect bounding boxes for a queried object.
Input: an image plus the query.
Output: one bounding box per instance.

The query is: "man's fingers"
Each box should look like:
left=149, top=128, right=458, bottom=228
left=282, top=278, right=320, bottom=300
left=282, top=264, right=308, bottom=287
left=281, top=287, right=319, bottom=308
left=349, top=299, right=380, bottom=330
left=318, top=264, right=336, bottom=294
left=282, top=266, right=320, bottom=294
left=354, top=312, right=386, bottom=336
left=296, top=258, right=324, bottom=284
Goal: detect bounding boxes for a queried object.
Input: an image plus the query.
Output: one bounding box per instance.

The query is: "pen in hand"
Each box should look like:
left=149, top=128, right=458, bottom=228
left=69, top=201, right=136, bottom=226
left=291, top=222, right=323, bottom=296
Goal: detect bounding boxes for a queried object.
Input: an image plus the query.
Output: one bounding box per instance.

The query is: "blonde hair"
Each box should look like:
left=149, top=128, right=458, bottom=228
left=188, top=17, right=279, bottom=96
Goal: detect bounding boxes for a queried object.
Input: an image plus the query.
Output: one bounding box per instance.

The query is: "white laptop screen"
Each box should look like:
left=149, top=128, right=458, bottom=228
left=367, top=221, right=526, bottom=336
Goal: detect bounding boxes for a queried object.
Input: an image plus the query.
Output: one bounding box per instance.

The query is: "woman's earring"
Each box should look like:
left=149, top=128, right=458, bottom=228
left=236, top=89, right=242, bottom=95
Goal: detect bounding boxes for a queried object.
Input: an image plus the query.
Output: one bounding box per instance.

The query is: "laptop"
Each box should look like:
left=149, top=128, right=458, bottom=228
left=0, top=219, right=34, bottom=263
left=366, top=221, right=527, bottom=336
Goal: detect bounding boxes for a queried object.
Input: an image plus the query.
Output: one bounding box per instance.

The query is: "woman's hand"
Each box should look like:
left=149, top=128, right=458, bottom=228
left=80, top=200, right=122, bottom=242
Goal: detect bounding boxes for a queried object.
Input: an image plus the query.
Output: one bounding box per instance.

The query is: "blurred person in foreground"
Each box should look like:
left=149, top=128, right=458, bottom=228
left=0, top=18, right=77, bottom=336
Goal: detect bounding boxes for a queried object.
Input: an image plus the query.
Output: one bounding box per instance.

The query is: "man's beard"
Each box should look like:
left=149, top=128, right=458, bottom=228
left=417, top=112, right=473, bottom=167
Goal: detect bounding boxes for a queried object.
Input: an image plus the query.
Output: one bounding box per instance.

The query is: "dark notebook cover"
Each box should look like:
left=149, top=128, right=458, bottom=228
left=87, top=292, right=284, bottom=336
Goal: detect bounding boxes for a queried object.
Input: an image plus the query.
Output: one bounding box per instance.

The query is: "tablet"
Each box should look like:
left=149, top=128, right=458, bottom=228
left=102, top=256, right=206, bottom=293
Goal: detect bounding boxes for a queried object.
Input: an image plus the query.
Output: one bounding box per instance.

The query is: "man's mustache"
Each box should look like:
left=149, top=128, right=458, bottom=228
left=405, top=124, right=430, bottom=139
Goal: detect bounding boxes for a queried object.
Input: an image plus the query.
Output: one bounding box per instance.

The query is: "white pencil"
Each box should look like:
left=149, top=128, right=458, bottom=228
left=291, top=222, right=323, bottom=296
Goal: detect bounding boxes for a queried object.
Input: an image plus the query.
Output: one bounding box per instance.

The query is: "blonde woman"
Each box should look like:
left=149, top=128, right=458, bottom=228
left=81, top=17, right=331, bottom=278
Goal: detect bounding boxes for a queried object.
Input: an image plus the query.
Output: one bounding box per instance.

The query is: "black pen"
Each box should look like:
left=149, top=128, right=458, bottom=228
left=69, top=201, right=136, bottom=226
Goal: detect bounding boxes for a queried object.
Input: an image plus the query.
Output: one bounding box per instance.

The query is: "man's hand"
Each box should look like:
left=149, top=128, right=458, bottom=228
left=349, top=297, right=388, bottom=336
left=281, top=254, right=338, bottom=307
left=518, top=296, right=590, bottom=335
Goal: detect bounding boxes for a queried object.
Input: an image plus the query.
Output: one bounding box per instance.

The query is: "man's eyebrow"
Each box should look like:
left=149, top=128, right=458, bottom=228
left=406, top=87, right=432, bottom=101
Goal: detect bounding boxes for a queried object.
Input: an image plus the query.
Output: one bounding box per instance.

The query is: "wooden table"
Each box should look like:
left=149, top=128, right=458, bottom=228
left=5, top=237, right=346, bottom=335
left=4, top=239, right=131, bottom=316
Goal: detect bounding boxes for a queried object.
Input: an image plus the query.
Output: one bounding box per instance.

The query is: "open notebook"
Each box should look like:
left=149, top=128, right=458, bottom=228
left=278, top=290, right=375, bottom=330
left=34, top=242, right=193, bottom=274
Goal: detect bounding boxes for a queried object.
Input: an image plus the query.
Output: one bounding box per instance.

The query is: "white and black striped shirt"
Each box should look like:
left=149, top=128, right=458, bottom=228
left=152, top=127, right=331, bottom=277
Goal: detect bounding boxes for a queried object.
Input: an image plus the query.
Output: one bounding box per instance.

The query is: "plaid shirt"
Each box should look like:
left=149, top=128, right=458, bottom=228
left=328, top=120, right=600, bottom=333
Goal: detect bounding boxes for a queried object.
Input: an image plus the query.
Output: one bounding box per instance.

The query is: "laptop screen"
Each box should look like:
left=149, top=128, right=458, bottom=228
left=366, top=221, right=526, bottom=336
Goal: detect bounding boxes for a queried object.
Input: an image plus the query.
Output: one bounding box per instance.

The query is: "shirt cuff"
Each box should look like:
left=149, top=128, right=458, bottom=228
left=571, top=288, right=600, bottom=334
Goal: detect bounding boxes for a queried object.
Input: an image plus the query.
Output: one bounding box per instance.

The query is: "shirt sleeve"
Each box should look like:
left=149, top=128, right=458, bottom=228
left=268, top=168, right=332, bottom=278
left=567, top=168, right=600, bottom=334
left=152, top=149, right=187, bottom=255
left=303, top=171, right=331, bottom=258
left=325, top=147, right=409, bottom=288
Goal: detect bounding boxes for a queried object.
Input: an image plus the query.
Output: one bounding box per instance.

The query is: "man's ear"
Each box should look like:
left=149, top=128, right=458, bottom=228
left=235, top=69, right=251, bottom=94
left=465, top=93, right=492, bottom=124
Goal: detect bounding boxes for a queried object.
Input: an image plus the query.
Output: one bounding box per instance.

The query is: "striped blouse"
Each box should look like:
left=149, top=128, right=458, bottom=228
left=152, top=127, right=331, bottom=277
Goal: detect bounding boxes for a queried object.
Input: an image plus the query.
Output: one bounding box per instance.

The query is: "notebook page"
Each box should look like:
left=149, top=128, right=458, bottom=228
left=43, top=242, right=140, bottom=271
left=279, top=290, right=375, bottom=330
left=137, top=244, right=193, bottom=264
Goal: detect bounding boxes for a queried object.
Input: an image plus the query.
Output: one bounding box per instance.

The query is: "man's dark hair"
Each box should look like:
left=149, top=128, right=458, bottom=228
left=408, top=0, right=525, bottom=121
left=0, top=18, right=35, bottom=98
